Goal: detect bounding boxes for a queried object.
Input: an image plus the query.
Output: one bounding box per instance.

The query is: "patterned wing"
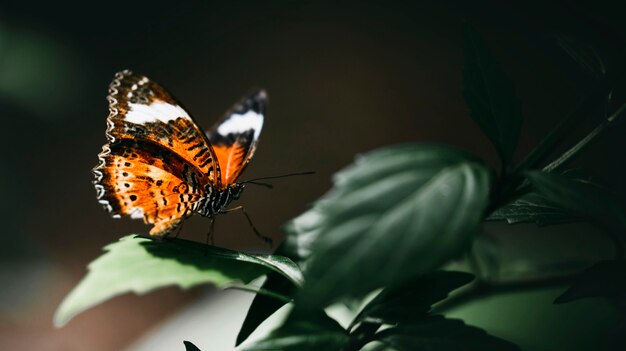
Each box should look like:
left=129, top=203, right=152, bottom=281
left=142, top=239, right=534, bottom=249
left=207, top=89, right=266, bottom=185
left=101, top=70, right=221, bottom=186
left=94, top=139, right=206, bottom=236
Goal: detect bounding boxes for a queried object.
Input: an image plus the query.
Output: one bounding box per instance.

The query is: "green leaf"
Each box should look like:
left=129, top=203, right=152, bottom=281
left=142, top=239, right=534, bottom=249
left=526, top=171, right=626, bottom=234
left=236, top=271, right=296, bottom=346
left=244, top=311, right=349, bottom=351
left=291, top=144, right=491, bottom=308
left=183, top=341, right=202, bottom=351
left=487, top=191, right=583, bottom=226
left=352, top=271, right=473, bottom=327
left=54, top=235, right=302, bottom=327
left=555, top=260, right=626, bottom=304
left=489, top=168, right=602, bottom=225
left=374, top=316, right=520, bottom=351
left=463, top=25, right=523, bottom=167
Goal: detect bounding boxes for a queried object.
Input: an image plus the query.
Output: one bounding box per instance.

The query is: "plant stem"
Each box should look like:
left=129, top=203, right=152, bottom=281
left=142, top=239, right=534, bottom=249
left=543, top=103, right=626, bottom=173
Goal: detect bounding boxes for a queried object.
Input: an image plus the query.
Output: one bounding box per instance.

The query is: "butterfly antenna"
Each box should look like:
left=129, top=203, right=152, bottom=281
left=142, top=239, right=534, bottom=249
left=246, top=181, right=274, bottom=189
left=242, top=171, right=315, bottom=187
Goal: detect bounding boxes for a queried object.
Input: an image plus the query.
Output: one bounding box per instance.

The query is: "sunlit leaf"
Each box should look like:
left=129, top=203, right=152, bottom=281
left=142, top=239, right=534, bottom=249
left=555, top=260, right=626, bottom=304
left=373, top=316, right=520, bottom=351
left=463, top=25, right=522, bottom=167
left=352, top=271, right=474, bottom=327
left=54, top=235, right=302, bottom=327
left=290, top=144, right=491, bottom=308
left=244, top=311, right=349, bottom=351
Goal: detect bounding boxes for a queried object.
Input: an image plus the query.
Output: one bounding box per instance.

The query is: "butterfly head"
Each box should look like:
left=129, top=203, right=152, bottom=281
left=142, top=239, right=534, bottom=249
left=228, top=183, right=245, bottom=200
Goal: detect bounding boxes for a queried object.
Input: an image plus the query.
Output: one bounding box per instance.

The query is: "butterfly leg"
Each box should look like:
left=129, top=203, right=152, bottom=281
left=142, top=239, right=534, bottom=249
left=221, top=206, right=273, bottom=247
left=205, top=217, right=216, bottom=251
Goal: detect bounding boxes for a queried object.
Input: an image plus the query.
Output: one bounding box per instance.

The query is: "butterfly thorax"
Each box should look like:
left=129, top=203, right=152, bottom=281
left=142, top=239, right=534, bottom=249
left=195, top=183, right=244, bottom=217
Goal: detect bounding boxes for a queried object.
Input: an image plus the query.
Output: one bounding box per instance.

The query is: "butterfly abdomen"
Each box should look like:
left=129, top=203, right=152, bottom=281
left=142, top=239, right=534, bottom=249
left=196, top=184, right=244, bottom=218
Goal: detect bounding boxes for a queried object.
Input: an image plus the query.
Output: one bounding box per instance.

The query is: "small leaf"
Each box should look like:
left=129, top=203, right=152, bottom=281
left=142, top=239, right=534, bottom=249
left=374, top=316, right=520, bottom=351
left=555, top=260, right=626, bottom=304
left=352, top=271, right=474, bottom=327
left=463, top=25, right=523, bottom=167
left=54, top=235, right=302, bottom=327
left=487, top=191, right=583, bottom=226
left=526, top=171, right=626, bottom=234
left=554, top=34, right=606, bottom=80
left=244, top=311, right=349, bottom=351
left=489, top=168, right=602, bottom=226
left=236, top=271, right=296, bottom=346
left=291, top=144, right=491, bottom=308
left=183, top=341, right=202, bottom=351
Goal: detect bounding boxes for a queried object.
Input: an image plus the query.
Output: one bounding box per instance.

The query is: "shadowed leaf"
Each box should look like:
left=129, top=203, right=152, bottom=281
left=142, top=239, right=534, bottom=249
left=236, top=271, right=296, bottom=346
left=374, top=316, right=520, bottom=351
left=463, top=25, right=522, bottom=168
left=54, top=235, right=302, bottom=327
left=555, top=260, right=626, bottom=304
left=352, top=271, right=474, bottom=327
left=489, top=169, right=601, bottom=225
left=526, top=171, right=626, bottom=235
left=244, top=311, right=349, bottom=351
left=289, top=144, right=491, bottom=308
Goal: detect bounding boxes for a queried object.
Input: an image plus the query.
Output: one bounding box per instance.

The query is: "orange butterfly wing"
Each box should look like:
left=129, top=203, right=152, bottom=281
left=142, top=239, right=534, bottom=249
left=207, top=90, right=266, bottom=185
left=93, top=70, right=220, bottom=235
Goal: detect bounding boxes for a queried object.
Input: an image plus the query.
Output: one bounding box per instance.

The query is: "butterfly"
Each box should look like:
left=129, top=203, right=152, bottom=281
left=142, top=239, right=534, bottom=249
left=93, top=70, right=267, bottom=239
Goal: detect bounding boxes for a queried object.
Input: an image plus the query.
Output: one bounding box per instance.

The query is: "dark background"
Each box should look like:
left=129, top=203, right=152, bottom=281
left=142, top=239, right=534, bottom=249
left=0, top=1, right=624, bottom=350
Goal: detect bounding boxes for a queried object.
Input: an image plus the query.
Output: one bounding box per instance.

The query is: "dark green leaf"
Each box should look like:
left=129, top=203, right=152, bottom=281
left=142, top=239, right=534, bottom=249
left=183, top=341, right=202, bottom=351
left=487, top=191, right=583, bottom=226
left=244, top=311, right=349, bottom=351
left=554, top=34, right=606, bottom=80
left=236, top=271, right=296, bottom=346
left=374, top=316, right=520, bottom=351
left=463, top=25, right=523, bottom=167
left=290, top=144, right=491, bottom=308
left=526, top=171, right=626, bottom=234
left=555, top=260, right=626, bottom=304
left=54, top=235, right=302, bottom=327
left=352, top=271, right=473, bottom=327
left=489, top=169, right=602, bottom=226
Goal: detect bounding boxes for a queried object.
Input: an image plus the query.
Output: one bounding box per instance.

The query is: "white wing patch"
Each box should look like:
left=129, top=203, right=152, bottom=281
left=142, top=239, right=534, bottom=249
left=129, top=207, right=145, bottom=219
left=125, top=101, right=191, bottom=124
left=216, top=110, right=263, bottom=140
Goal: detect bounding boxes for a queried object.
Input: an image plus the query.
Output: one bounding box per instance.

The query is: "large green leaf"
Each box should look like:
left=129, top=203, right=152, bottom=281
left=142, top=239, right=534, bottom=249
left=54, top=235, right=302, bottom=327
left=236, top=271, right=296, bottom=346
left=244, top=311, right=349, bottom=351
left=373, top=316, right=520, bottom=351
left=290, top=144, right=491, bottom=308
left=555, top=260, right=626, bottom=304
left=463, top=25, right=523, bottom=168
left=526, top=171, right=626, bottom=235
left=352, top=271, right=474, bottom=327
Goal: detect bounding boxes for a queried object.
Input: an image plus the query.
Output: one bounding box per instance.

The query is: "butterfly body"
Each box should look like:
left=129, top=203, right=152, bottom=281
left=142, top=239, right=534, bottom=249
left=93, top=70, right=265, bottom=236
